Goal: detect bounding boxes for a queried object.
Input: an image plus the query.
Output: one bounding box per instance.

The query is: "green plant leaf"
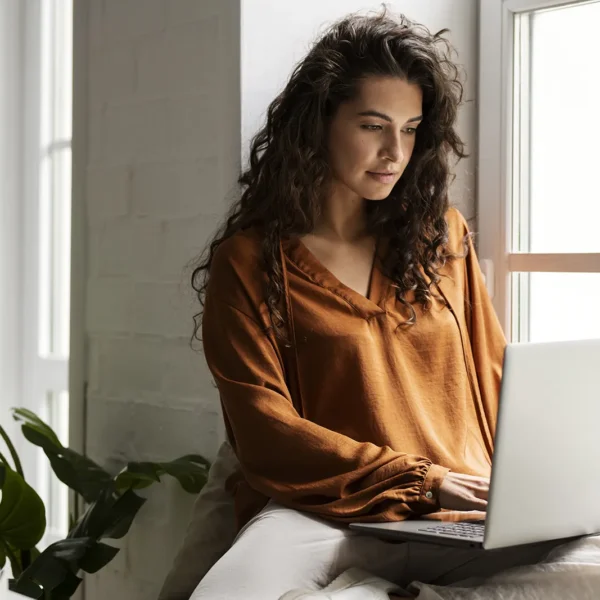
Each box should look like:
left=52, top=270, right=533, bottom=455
left=13, top=409, right=114, bottom=503
left=49, top=570, right=82, bottom=597
left=114, top=461, right=161, bottom=491
left=0, top=424, right=23, bottom=477
left=101, top=489, right=146, bottom=539
left=69, top=487, right=146, bottom=541
left=28, top=546, right=40, bottom=565
left=77, top=542, right=119, bottom=573
left=10, top=537, right=115, bottom=598
left=11, top=408, right=61, bottom=446
left=12, top=490, right=145, bottom=594
left=67, top=488, right=112, bottom=539
left=9, top=576, right=42, bottom=598
left=0, top=464, right=46, bottom=551
left=1, top=541, right=22, bottom=582
left=9, top=537, right=93, bottom=597
left=114, top=454, right=210, bottom=494
left=161, top=454, right=210, bottom=493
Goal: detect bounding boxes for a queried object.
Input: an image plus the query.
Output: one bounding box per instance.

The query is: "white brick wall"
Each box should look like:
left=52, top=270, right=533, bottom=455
left=81, top=0, right=240, bottom=597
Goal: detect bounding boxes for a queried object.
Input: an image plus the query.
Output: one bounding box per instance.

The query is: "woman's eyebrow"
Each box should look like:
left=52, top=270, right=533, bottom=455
left=357, top=110, right=423, bottom=124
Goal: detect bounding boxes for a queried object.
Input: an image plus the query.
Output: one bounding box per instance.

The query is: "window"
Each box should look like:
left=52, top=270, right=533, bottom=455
left=479, top=0, right=600, bottom=343
left=20, top=0, right=73, bottom=549
left=39, top=0, right=73, bottom=361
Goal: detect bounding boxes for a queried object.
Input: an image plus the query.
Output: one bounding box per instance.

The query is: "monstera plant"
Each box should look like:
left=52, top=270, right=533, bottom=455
left=0, top=408, right=210, bottom=598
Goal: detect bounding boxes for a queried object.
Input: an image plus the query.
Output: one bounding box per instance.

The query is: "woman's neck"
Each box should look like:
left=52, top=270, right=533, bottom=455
left=311, top=190, right=369, bottom=243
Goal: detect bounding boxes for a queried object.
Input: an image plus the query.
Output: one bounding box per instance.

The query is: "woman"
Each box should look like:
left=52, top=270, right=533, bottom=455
left=188, top=8, right=554, bottom=599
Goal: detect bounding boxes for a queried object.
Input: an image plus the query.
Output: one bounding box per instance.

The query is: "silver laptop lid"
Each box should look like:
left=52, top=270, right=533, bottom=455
left=485, top=338, right=600, bottom=550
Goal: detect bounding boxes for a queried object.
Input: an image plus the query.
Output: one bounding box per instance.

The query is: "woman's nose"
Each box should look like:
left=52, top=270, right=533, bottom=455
left=381, top=135, right=403, bottom=163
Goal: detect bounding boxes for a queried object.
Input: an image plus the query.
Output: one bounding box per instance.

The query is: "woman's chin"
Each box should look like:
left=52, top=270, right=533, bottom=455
left=359, top=180, right=397, bottom=201
left=362, top=189, right=394, bottom=201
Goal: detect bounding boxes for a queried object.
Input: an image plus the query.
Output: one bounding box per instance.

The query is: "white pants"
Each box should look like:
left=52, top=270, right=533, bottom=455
left=190, top=500, right=561, bottom=599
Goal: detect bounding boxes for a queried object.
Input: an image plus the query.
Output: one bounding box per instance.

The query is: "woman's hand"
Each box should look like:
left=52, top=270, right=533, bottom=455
left=438, top=472, right=489, bottom=511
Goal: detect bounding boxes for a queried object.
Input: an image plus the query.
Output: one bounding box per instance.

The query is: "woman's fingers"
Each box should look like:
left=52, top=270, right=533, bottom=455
left=469, top=497, right=488, bottom=510
left=462, top=474, right=490, bottom=499
left=439, top=472, right=490, bottom=511
left=471, top=482, right=490, bottom=500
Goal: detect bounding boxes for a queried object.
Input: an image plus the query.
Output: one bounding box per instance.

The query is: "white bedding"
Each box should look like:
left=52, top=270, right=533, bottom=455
left=283, top=534, right=600, bottom=599
left=409, top=534, right=600, bottom=599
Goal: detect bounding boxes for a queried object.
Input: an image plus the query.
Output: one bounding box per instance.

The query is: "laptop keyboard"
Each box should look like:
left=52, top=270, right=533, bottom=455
left=416, top=520, right=485, bottom=540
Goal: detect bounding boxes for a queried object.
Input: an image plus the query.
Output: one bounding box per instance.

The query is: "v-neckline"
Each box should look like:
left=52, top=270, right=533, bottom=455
left=282, top=234, right=389, bottom=319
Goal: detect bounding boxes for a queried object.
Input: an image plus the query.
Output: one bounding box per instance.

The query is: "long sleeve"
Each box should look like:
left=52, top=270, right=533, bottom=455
left=202, top=291, right=450, bottom=524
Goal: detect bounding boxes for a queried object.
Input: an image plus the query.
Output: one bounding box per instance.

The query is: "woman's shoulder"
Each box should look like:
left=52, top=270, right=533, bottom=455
left=211, top=226, right=264, bottom=273
left=444, top=206, right=471, bottom=253
left=207, top=226, right=267, bottom=314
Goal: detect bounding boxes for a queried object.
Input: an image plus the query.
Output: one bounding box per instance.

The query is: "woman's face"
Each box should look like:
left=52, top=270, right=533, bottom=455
left=326, top=75, right=423, bottom=202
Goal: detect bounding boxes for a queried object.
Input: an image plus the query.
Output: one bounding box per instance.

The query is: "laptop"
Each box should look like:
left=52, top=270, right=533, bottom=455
left=349, top=338, right=600, bottom=550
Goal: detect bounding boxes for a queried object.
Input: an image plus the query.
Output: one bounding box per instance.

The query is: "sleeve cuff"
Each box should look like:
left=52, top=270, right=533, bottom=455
left=418, top=464, right=451, bottom=510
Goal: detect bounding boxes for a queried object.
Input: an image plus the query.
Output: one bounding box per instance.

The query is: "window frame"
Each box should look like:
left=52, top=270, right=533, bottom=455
left=12, top=0, right=86, bottom=562
left=477, top=0, right=600, bottom=338
left=21, top=0, right=72, bottom=547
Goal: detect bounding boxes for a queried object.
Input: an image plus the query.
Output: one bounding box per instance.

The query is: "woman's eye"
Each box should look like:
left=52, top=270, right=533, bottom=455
left=361, top=125, right=417, bottom=134
left=361, top=124, right=383, bottom=131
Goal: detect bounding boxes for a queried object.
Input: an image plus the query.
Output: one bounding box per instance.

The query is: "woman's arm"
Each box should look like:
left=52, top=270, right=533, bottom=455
left=202, top=291, right=450, bottom=523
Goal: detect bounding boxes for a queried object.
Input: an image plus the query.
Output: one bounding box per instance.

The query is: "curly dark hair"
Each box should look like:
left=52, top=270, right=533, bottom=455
left=190, top=5, right=469, bottom=348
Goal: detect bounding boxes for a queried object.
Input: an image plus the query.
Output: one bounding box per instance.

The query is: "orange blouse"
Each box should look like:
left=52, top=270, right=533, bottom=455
left=202, top=207, right=506, bottom=532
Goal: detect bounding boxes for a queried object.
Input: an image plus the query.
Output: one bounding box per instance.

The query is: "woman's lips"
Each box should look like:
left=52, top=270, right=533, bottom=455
left=367, top=172, right=395, bottom=183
